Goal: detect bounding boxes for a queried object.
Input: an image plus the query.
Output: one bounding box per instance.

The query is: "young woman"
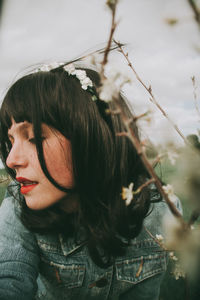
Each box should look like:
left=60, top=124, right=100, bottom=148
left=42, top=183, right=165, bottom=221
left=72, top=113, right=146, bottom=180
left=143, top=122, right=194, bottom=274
left=0, top=62, right=177, bottom=299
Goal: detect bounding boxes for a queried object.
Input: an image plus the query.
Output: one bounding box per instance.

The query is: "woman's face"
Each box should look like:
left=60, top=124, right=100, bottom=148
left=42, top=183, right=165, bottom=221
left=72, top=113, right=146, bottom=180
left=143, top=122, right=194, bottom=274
left=6, top=120, right=74, bottom=210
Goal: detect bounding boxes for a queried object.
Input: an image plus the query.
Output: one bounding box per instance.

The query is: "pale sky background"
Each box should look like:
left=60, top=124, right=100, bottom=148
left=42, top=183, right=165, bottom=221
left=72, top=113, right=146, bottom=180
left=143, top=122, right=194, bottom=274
left=0, top=0, right=200, bottom=145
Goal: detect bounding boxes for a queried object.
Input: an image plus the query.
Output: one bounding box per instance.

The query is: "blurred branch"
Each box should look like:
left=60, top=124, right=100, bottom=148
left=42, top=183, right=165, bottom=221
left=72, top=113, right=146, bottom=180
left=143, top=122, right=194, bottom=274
left=0, top=0, right=4, bottom=24
left=191, top=76, right=200, bottom=120
left=101, top=0, right=118, bottom=77
left=188, top=0, right=200, bottom=28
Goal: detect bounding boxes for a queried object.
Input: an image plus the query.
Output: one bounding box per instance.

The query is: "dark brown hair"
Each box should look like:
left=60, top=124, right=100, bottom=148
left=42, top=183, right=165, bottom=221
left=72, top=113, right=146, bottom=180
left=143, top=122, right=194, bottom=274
left=0, top=65, right=151, bottom=267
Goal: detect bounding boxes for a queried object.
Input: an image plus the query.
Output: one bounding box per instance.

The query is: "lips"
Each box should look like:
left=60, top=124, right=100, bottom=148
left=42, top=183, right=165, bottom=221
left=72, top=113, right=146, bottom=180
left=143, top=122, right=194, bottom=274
left=16, top=177, right=38, bottom=195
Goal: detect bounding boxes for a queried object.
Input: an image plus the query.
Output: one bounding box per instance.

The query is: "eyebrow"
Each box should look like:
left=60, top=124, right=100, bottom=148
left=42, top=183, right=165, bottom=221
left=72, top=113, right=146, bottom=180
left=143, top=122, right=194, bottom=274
left=8, top=122, right=32, bottom=136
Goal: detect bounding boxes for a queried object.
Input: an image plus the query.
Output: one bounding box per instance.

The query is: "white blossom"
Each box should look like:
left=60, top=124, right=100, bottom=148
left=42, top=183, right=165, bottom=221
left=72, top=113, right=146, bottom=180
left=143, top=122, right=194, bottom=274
left=163, top=184, right=177, bottom=203
left=81, top=77, right=93, bottom=90
left=155, top=234, right=164, bottom=242
left=173, top=263, right=185, bottom=280
left=169, top=251, right=178, bottom=261
left=162, top=213, right=183, bottom=250
left=75, top=70, right=87, bottom=80
left=122, top=183, right=134, bottom=206
left=99, top=78, right=118, bottom=102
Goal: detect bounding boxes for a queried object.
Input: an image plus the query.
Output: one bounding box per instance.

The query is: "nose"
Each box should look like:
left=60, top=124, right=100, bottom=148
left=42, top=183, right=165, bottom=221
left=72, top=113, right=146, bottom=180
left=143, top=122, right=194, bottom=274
left=6, top=142, right=28, bottom=170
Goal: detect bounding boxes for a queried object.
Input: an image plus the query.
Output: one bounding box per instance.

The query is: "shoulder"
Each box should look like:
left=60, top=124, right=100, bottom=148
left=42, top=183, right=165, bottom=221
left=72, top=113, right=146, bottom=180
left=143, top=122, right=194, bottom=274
left=0, top=184, right=18, bottom=221
left=0, top=183, right=21, bottom=219
left=0, top=182, right=34, bottom=239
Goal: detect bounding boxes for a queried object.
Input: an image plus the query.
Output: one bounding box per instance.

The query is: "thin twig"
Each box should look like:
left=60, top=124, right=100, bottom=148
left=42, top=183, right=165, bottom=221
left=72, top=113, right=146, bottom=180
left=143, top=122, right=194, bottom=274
left=65, top=44, right=122, bottom=66
left=135, top=178, right=155, bottom=194
left=144, top=226, right=167, bottom=250
left=114, top=40, right=189, bottom=145
left=133, top=111, right=150, bottom=122
left=188, top=0, right=200, bottom=28
left=101, top=1, right=118, bottom=76
left=191, top=76, right=200, bottom=120
left=151, top=154, right=165, bottom=168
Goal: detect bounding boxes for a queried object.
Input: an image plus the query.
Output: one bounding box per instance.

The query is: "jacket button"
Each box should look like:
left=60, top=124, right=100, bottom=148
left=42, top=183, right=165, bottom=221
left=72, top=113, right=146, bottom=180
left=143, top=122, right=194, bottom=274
left=95, top=277, right=108, bottom=288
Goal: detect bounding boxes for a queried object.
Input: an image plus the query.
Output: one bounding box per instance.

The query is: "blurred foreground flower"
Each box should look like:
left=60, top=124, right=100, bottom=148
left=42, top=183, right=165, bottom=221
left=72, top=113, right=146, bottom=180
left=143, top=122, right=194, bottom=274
left=99, top=78, right=118, bottom=102
left=163, top=184, right=177, bottom=204
left=163, top=211, right=200, bottom=279
left=169, top=251, right=178, bottom=261
left=99, top=71, right=131, bottom=102
left=155, top=234, right=164, bottom=242
left=167, top=151, right=178, bottom=165
left=173, top=262, right=186, bottom=280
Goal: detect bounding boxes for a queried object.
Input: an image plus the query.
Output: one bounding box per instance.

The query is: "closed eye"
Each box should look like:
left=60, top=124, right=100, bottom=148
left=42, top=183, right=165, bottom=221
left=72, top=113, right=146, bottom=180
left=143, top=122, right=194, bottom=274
left=29, top=137, right=45, bottom=144
left=8, top=134, right=14, bottom=145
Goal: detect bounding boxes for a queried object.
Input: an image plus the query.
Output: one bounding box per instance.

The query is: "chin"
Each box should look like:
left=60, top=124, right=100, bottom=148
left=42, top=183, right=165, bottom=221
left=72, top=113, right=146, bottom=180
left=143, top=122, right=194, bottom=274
left=24, top=195, right=61, bottom=210
left=24, top=196, right=47, bottom=210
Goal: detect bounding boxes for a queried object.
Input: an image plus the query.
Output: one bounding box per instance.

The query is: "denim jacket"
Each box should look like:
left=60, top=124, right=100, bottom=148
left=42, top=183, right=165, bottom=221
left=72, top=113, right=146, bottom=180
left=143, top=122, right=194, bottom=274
left=0, top=186, right=182, bottom=300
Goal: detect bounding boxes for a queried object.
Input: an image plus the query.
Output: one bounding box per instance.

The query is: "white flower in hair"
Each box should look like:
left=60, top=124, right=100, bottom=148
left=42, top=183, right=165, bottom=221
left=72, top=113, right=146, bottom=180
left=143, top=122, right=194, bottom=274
left=75, top=70, right=87, bottom=80
left=63, top=63, right=93, bottom=91
left=63, top=63, right=76, bottom=75
left=40, top=65, right=51, bottom=72
left=49, top=62, right=64, bottom=69
left=81, top=77, right=93, bottom=90
left=122, top=182, right=134, bottom=206
left=33, top=62, right=96, bottom=99
left=35, top=62, right=63, bottom=73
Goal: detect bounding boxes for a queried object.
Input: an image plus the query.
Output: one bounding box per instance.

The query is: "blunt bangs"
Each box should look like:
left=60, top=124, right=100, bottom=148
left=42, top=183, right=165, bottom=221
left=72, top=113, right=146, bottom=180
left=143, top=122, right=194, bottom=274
left=1, top=72, right=61, bottom=130
left=0, top=66, right=102, bottom=137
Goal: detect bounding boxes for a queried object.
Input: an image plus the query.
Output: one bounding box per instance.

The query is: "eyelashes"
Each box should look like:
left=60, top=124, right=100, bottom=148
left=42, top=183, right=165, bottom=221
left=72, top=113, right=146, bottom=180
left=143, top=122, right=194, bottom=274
left=28, top=137, right=46, bottom=144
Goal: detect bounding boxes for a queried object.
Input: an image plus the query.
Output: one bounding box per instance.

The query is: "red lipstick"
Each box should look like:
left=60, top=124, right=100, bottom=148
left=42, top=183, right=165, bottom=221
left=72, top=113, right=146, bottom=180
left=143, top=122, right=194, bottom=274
left=16, top=177, right=38, bottom=195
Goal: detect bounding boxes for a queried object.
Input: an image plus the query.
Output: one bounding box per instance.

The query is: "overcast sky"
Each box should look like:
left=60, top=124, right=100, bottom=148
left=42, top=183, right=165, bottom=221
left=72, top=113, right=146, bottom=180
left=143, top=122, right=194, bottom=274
left=0, top=0, right=200, bottom=145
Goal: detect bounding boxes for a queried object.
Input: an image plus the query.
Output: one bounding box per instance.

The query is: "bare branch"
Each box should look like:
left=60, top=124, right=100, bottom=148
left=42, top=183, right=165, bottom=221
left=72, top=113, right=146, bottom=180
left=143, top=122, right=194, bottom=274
left=113, top=94, right=184, bottom=222
left=144, top=226, right=167, bottom=250
left=191, top=76, right=200, bottom=120
left=114, top=40, right=189, bottom=145
left=133, top=111, right=150, bottom=122
left=135, top=178, right=155, bottom=194
left=101, top=1, right=118, bottom=76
